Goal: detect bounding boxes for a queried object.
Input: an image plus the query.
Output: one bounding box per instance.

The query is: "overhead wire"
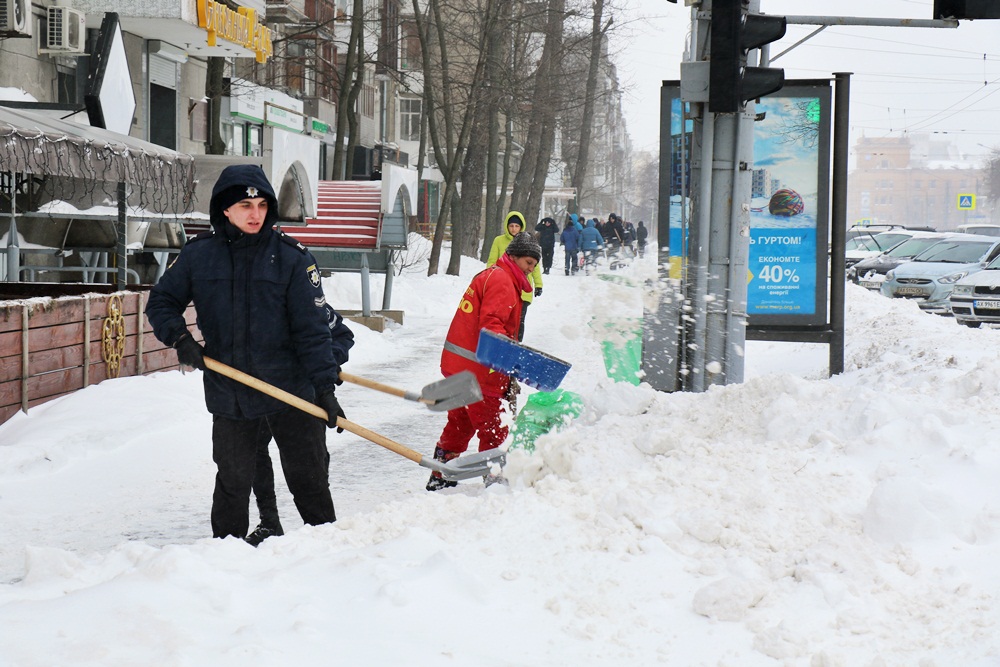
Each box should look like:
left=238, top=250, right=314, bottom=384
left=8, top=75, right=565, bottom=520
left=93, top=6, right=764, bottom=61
left=776, top=24, right=1000, bottom=141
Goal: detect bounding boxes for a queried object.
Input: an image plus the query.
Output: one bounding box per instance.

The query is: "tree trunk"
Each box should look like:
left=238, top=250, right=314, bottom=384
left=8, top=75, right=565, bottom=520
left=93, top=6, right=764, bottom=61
left=333, top=0, right=365, bottom=180
left=205, top=57, right=227, bottom=155
left=481, top=0, right=512, bottom=263
left=571, top=0, right=608, bottom=213
left=418, top=0, right=494, bottom=275
left=522, top=0, right=565, bottom=226
left=458, top=95, right=489, bottom=259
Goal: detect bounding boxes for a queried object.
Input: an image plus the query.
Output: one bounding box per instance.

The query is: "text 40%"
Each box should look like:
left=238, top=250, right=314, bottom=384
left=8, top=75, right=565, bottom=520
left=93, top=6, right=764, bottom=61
left=758, top=265, right=800, bottom=283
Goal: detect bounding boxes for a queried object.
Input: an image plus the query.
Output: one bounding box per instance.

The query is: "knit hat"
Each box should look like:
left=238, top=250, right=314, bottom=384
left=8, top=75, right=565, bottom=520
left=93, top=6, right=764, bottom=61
left=506, top=232, right=542, bottom=261
left=214, top=183, right=268, bottom=213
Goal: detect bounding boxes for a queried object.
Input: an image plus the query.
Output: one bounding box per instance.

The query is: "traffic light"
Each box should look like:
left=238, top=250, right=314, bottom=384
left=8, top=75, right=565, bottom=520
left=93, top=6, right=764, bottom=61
left=934, top=0, right=1000, bottom=19
left=709, top=0, right=786, bottom=113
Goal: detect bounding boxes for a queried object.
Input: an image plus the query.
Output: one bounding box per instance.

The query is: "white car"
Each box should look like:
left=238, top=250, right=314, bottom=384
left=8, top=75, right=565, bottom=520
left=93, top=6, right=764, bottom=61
left=950, top=255, right=1000, bottom=327
left=845, top=230, right=917, bottom=269
left=881, top=235, right=1000, bottom=314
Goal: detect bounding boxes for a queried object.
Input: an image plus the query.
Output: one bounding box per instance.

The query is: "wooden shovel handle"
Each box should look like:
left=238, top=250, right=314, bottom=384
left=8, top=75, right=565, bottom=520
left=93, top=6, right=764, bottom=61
left=204, top=357, right=422, bottom=464
left=338, top=371, right=426, bottom=402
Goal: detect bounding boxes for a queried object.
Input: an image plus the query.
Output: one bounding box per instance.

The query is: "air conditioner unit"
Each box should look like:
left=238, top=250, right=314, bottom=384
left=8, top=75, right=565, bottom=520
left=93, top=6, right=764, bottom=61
left=0, top=0, right=33, bottom=37
left=40, top=6, right=85, bottom=54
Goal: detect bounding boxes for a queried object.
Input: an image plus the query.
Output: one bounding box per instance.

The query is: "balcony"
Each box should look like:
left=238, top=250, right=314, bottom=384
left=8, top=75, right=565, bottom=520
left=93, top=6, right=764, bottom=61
left=265, top=0, right=308, bottom=24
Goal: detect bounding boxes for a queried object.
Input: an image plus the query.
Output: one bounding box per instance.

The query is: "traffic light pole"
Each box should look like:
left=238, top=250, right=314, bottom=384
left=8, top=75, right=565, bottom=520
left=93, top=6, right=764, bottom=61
left=682, top=0, right=777, bottom=391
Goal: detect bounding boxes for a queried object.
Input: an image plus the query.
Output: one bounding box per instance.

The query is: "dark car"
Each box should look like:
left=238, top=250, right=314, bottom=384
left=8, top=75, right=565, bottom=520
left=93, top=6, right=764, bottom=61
left=848, top=232, right=959, bottom=291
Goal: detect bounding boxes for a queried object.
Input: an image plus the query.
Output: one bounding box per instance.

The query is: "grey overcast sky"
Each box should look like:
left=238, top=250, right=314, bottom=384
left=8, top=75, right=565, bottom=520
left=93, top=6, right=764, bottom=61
left=617, top=0, right=1000, bottom=163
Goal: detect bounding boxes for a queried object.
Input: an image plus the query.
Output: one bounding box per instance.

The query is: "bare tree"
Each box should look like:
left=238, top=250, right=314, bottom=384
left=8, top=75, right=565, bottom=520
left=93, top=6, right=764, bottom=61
left=332, top=0, right=367, bottom=180
left=413, top=0, right=495, bottom=275
left=507, top=0, right=565, bottom=229
left=568, top=0, right=611, bottom=215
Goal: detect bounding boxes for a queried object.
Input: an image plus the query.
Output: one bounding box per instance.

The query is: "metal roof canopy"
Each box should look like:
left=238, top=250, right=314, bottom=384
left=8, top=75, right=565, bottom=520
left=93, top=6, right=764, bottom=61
left=1, top=104, right=196, bottom=289
left=0, top=104, right=195, bottom=201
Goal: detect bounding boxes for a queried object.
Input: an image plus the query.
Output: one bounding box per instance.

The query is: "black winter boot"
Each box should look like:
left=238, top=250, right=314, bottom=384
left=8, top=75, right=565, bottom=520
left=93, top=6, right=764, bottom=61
left=245, top=520, right=284, bottom=547
left=425, top=446, right=460, bottom=491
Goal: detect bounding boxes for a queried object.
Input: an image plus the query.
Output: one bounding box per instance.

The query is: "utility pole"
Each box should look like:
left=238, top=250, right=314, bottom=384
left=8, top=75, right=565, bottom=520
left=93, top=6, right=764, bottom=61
left=676, top=0, right=785, bottom=391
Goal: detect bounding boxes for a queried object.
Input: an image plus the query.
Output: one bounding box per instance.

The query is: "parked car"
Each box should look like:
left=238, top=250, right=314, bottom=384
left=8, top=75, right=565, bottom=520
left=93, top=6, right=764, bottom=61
left=949, top=254, right=1000, bottom=327
left=881, top=235, right=1000, bottom=314
left=955, top=223, right=1000, bottom=237
left=848, top=232, right=958, bottom=291
left=845, top=230, right=918, bottom=269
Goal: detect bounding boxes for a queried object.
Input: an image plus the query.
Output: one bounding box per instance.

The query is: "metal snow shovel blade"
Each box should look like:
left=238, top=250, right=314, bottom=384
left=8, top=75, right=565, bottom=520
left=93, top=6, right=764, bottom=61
left=338, top=370, right=482, bottom=412
left=204, top=358, right=504, bottom=481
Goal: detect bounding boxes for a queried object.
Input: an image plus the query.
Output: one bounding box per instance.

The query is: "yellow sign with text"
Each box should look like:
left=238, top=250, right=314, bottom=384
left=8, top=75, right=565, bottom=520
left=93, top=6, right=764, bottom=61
left=196, top=0, right=273, bottom=63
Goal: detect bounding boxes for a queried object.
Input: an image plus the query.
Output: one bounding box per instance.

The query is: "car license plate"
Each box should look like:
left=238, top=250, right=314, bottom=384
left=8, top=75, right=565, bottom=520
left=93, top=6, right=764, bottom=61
left=860, top=279, right=883, bottom=290
left=974, top=299, right=1000, bottom=310
left=896, top=286, right=926, bottom=296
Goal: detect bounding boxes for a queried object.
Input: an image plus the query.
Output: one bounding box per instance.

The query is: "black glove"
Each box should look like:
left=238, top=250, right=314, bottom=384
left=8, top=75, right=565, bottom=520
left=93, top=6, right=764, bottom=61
left=317, top=390, right=345, bottom=432
left=534, top=287, right=543, bottom=297
left=173, top=333, right=205, bottom=371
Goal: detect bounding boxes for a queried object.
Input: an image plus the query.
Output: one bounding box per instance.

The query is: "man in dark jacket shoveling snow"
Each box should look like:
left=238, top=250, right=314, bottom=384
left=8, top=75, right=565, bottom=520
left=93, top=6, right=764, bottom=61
left=146, top=164, right=353, bottom=544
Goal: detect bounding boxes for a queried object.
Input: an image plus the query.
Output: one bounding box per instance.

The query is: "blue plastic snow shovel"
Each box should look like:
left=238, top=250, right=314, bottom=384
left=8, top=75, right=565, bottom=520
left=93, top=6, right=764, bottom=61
left=205, top=358, right=505, bottom=481
left=475, top=329, right=572, bottom=392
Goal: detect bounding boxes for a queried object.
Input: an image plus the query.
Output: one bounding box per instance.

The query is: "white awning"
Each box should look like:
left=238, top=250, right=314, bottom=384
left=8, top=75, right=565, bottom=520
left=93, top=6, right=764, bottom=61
left=0, top=105, right=195, bottom=215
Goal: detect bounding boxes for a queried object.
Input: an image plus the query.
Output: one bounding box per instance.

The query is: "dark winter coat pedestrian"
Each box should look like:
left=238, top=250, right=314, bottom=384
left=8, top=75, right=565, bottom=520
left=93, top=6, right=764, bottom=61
left=146, top=164, right=352, bottom=542
left=535, top=216, right=559, bottom=274
left=607, top=214, right=626, bottom=249
left=637, top=221, right=649, bottom=257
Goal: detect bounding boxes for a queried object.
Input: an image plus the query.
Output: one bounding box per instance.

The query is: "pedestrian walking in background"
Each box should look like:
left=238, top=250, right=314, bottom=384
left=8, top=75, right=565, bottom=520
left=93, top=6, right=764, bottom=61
left=580, top=218, right=606, bottom=273
left=637, top=220, right=649, bottom=258
left=487, top=211, right=543, bottom=341
left=623, top=219, right=637, bottom=256
left=145, top=164, right=350, bottom=545
left=426, top=232, right=542, bottom=491
left=535, top=216, right=559, bottom=275
left=560, top=217, right=581, bottom=276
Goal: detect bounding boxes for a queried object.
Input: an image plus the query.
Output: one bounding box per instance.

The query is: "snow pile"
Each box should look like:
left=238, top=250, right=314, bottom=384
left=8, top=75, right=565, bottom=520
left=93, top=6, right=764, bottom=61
left=1, top=252, right=999, bottom=665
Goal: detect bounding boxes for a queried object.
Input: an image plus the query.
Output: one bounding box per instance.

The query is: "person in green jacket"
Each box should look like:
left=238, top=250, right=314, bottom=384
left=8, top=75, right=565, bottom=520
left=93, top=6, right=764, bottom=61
left=487, top=210, right=543, bottom=341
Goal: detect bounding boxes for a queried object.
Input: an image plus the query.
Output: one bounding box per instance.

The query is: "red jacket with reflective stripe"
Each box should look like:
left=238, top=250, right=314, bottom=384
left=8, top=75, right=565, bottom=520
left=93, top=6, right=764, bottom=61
left=440, top=262, right=522, bottom=398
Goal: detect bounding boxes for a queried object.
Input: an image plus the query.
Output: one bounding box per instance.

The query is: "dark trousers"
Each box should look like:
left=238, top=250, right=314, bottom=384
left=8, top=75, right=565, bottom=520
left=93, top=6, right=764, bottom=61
left=211, top=408, right=335, bottom=539
left=518, top=300, right=529, bottom=342
left=252, top=436, right=281, bottom=530
left=541, top=244, right=554, bottom=273
left=564, top=248, right=578, bottom=274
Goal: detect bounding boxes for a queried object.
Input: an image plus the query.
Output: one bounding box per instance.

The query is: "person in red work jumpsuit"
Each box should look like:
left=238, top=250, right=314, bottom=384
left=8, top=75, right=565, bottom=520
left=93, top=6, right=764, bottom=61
left=426, top=232, right=542, bottom=491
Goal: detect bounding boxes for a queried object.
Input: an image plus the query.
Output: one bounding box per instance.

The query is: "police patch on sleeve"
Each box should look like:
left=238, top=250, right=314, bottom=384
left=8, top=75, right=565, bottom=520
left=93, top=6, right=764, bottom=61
left=307, top=264, right=321, bottom=288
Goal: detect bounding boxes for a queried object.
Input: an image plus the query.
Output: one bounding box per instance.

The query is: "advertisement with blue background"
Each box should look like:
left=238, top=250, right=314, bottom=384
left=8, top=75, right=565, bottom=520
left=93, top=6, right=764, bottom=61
left=748, top=82, right=832, bottom=326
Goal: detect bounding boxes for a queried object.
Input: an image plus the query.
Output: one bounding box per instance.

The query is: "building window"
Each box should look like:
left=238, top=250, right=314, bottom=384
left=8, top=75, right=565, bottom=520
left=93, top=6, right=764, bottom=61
left=400, top=96, right=421, bottom=141
left=361, top=71, right=375, bottom=118
left=150, top=84, right=176, bottom=150
left=401, top=20, right=421, bottom=70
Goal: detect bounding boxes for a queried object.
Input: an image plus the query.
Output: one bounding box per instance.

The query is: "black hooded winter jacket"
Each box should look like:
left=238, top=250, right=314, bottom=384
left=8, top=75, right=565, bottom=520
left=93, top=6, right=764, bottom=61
left=145, top=164, right=352, bottom=419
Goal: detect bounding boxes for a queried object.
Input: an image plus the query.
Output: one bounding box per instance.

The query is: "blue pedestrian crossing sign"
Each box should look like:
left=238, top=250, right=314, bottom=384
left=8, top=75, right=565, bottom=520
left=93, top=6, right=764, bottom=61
left=958, top=194, right=976, bottom=210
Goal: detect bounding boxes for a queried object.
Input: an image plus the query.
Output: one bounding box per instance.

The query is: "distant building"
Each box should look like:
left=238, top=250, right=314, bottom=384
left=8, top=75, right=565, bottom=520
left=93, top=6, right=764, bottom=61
left=751, top=168, right=773, bottom=199
left=848, top=135, right=990, bottom=230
